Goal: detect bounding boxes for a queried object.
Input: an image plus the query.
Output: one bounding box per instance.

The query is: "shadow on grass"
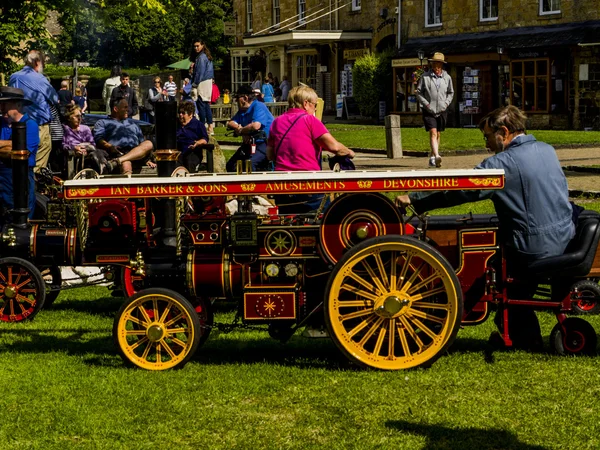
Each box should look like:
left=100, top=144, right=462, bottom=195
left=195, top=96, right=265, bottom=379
left=49, top=295, right=124, bottom=317
left=386, top=420, right=548, bottom=450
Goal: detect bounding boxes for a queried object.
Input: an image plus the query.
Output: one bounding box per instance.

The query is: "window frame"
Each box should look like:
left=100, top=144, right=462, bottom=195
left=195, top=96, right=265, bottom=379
left=272, top=0, right=280, bottom=28
left=509, top=58, right=551, bottom=113
left=393, top=67, right=423, bottom=114
left=539, top=0, right=561, bottom=15
left=425, top=0, right=442, bottom=28
left=352, top=0, right=361, bottom=12
left=246, top=0, right=253, bottom=32
left=293, top=52, right=318, bottom=89
left=298, top=0, right=306, bottom=24
left=479, top=0, right=498, bottom=22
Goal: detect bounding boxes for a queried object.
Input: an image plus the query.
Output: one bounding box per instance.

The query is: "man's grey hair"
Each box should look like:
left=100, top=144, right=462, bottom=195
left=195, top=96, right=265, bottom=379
left=25, top=50, right=46, bottom=69
left=61, top=80, right=69, bottom=88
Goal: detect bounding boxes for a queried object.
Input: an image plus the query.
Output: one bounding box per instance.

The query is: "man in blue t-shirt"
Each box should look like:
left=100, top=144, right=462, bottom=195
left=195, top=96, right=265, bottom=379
left=225, top=85, right=274, bottom=172
left=94, top=97, right=154, bottom=174
left=0, top=87, right=40, bottom=220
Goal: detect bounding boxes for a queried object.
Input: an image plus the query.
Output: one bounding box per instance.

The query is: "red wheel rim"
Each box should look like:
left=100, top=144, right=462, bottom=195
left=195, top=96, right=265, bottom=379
left=563, top=330, right=586, bottom=353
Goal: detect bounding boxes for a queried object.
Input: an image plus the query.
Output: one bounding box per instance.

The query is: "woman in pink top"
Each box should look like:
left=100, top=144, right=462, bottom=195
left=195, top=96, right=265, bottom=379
left=267, top=86, right=354, bottom=213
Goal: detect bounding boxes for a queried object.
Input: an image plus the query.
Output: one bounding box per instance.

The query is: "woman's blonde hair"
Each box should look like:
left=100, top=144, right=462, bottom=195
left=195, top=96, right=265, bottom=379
left=288, top=85, right=318, bottom=109
left=65, top=104, right=82, bottom=120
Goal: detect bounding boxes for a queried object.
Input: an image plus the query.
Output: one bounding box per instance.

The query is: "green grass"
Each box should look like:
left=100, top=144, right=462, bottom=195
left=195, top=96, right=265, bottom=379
left=215, top=125, right=600, bottom=153
left=1, top=199, right=600, bottom=448
left=1, top=285, right=600, bottom=449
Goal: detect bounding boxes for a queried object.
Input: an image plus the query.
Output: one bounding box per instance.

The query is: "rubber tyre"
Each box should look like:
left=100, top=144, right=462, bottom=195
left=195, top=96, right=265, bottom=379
left=324, top=235, right=463, bottom=370
left=113, top=288, right=202, bottom=370
left=571, top=280, right=600, bottom=315
left=550, top=317, right=597, bottom=356
left=0, top=257, right=46, bottom=322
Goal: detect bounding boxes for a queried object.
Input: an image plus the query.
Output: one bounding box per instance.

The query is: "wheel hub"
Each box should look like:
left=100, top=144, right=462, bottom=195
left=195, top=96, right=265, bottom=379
left=146, top=324, right=165, bottom=342
left=4, top=285, right=16, bottom=299
left=376, top=295, right=410, bottom=318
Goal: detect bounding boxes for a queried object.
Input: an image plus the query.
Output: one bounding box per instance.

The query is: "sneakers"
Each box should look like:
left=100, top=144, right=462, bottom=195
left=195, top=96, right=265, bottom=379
left=428, top=156, right=442, bottom=168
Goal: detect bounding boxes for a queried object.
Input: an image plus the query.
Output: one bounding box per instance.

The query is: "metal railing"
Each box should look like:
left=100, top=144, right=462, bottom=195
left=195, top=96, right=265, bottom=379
left=210, top=102, right=288, bottom=125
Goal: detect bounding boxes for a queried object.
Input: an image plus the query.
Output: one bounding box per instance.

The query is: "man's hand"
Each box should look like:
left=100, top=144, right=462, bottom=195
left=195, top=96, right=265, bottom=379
left=395, top=195, right=411, bottom=207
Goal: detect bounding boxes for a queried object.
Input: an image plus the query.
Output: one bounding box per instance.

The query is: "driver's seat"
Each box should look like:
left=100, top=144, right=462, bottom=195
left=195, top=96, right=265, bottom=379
left=526, top=211, right=600, bottom=278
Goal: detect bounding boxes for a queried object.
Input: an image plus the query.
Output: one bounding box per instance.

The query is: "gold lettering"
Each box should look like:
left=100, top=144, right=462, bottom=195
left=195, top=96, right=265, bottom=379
left=186, top=185, right=195, bottom=194
left=452, top=179, right=459, bottom=187
left=407, top=180, right=416, bottom=188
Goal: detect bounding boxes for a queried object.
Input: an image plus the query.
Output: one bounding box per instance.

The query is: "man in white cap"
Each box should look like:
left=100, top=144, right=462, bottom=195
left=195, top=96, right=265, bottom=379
left=415, top=51, right=454, bottom=168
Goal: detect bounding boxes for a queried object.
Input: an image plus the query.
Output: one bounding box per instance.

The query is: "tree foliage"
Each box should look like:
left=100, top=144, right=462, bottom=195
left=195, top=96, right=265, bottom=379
left=352, top=48, right=395, bottom=118
left=0, top=0, right=232, bottom=75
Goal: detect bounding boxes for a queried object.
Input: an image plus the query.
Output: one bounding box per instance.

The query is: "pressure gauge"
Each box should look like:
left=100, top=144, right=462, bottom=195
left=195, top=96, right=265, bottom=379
left=284, top=263, right=299, bottom=277
left=264, top=263, right=280, bottom=278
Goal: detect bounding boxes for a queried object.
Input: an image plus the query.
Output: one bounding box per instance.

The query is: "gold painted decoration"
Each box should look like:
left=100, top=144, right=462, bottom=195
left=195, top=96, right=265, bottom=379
left=266, top=230, right=296, bottom=257
left=468, top=178, right=502, bottom=187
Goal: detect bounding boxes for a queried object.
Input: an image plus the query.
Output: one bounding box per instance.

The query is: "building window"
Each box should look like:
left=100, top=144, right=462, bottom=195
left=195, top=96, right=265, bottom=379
left=539, top=0, right=560, bottom=15
left=393, top=67, right=423, bottom=113
left=294, top=54, right=317, bottom=88
left=510, top=59, right=550, bottom=113
left=298, top=0, right=306, bottom=24
left=480, top=0, right=498, bottom=21
left=425, top=0, right=442, bottom=27
left=232, top=56, right=253, bottom=94
left=247, top=0, right=253, bottom=32
left=352, top=0, right=361, bottom=11
left=272, top=0, right=280, bottom=28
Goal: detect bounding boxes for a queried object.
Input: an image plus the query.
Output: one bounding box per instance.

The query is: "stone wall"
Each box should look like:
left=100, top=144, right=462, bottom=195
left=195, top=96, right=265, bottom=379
left=573, top=45, right=600, bottom=129
left=403, top=0, right=600, bottom=38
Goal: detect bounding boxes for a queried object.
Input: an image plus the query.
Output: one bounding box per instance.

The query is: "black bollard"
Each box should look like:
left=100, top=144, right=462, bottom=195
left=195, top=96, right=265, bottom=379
left=11, top=122, right=30, bottom=227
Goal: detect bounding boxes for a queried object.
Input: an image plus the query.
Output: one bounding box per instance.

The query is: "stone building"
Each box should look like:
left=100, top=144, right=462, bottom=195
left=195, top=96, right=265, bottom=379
left=231, top=0, right=600, bottom=128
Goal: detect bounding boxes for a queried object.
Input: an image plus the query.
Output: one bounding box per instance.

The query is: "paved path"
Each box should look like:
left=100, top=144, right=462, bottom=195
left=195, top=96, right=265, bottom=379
left=353, top=147, right=600, bottom=194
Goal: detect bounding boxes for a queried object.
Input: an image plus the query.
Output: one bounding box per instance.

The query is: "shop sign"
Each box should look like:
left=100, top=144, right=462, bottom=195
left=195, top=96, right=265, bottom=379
left=392, top=58, right=421, bottom=68
left=344, top=48, right=370, bottom=60
left=224, top=22, right=236, bottom=36
left=373, top=17, right=397, bottom=46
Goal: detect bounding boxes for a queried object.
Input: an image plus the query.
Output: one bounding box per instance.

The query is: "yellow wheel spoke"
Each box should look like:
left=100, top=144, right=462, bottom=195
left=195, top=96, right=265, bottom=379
left=341, top=308, right=373, bottom=322
left=400, top=262, right=426, bottom=294
left=407, top=272, right=441, bottom=295
left=396, top=253, right=413, bottom=291
left=340, top=283, right=379, bottom=302
left=411, top=301, right=450, bottom=311
left=347, top=272, right=378, bottom=294
left=170, top=337, right=188, bottom=348
left=164, top=312, right=184, bottom=328
left=155, top=343, right=162, bottom=363
left=152, top=299, right=159, bottom=324
left=137, top=305, right=152, bottom=324
left=374, top=253, right=389, bottom=289
left=407, top=308, right=446, bottom=324
left=408, top=317, right=439, bottom=340
left=16, top=294, right=35, bottom=305
left=372, top=325, right=387, bottom=356
left=126, top=314, right=147, bottom=327
left=167, top=327, right=187, bottom=335
left=411, top=287, right=447, bottom=302
left=348, top=317, right=372, bottom=337
left=358, top=316, right=385, bottom=346
left=389, top=252, right=397, bottom=292
left=158, top=303, right=173, bottom=323
left=337, top=300, right=375, bottom=308
left=162, top=342, right=177, bottom=359
left=400, top=316, right=424, bottom=351
left=361, top=260, right=386, bottom=296
left=397, top=323, right=411, bottom=358
left=131, top=336, right=149, bottom=351
left=125, top=329, right=147, bottom=336
left=388, top=318, right=396, bottom=359
left=140, top=340, right=152, bottom=360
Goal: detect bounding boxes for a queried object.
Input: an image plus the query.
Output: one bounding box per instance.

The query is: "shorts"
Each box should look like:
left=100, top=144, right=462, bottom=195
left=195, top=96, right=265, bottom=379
left=423, top=111, right=447, bottom=132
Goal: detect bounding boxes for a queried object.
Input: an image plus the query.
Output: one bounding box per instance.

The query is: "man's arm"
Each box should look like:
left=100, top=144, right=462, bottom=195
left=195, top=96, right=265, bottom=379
left=414, top=76, right=430, bottom=112
left=445, top=75, right=454, bottom=109
left=0, top=140, right=12, bottom=159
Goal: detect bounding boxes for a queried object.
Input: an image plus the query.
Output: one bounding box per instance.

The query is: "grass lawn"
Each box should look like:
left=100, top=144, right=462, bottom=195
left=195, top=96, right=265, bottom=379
left=214, top=125, right=600, bottom=153
left=2, top=201, right=600, bottom=448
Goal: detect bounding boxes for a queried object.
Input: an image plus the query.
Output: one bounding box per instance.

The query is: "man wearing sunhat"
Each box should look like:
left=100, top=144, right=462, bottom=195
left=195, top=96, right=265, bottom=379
left=0, top=87, right=39, bottom=219
left=225, top=85, right=274, bottom=172
left=415, top=52, right=454, bottom=168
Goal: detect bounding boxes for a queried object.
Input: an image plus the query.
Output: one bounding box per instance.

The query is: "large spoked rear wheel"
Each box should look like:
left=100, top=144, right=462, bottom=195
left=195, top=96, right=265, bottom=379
left=0, top=257, right=46, bottom=322
left=113, top=288, right=204, bottom=370
left=325, top=235, right=463, bottom=370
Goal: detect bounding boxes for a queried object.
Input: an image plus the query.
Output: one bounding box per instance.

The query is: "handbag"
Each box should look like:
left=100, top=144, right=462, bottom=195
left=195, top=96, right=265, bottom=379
left=328, top=155, right=355, bottom=171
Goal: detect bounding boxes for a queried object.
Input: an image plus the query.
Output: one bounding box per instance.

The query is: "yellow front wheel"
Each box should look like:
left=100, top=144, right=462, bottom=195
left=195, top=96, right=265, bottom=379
left=113, top=288, right=202, bottom=370
left=325, top=235, right=463, bottom=370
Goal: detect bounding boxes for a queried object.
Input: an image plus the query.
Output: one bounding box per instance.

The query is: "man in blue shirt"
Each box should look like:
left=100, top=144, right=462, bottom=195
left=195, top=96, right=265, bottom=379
left=0, top=87, right=40, bottom=220
left=94, top=97, right=154, bottom=174
left=225, top=85, right=274, bottom=172
left=9, top=50, right=58, bottom=174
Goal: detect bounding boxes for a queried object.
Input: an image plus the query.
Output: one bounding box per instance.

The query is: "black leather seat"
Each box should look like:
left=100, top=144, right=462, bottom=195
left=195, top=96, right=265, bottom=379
left=526, top=211, right=600, bottom=278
